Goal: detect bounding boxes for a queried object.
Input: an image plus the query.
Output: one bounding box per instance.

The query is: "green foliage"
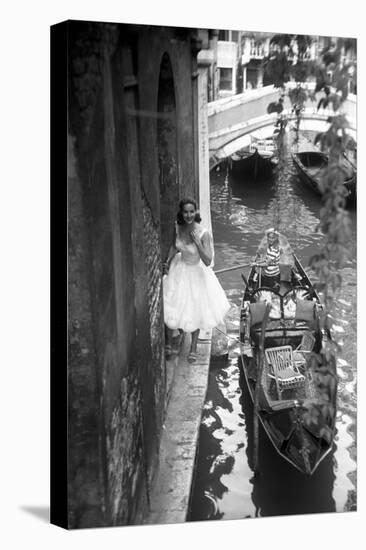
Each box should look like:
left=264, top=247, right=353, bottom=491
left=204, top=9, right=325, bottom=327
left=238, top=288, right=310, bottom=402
left=270, top=34, right=293, bottom=49
left=264, top=35, right=315, bottom=86
left=267, top=98, right=284, bottom=114
left=296, top=34, right=313, bottom=57
left=264, top=52, right=292, bottom=87
left=265, top=34, right=356, bottom=431
left=288, top=86, right=308, bottom=110
left=302, top=350, right=338, bottom=430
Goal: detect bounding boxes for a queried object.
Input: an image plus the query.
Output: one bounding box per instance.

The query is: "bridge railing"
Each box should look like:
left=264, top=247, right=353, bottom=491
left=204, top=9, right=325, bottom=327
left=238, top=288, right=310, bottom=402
left=208, top=84, right=356, bottom=163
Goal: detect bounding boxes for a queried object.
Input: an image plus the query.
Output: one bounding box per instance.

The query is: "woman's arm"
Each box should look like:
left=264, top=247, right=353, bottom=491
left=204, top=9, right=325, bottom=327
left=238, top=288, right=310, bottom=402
left=164, top=244, right=177, bottom=266
left=191, top=230, right=213, bottom=266
left=163, top=226, right=178, bottom=274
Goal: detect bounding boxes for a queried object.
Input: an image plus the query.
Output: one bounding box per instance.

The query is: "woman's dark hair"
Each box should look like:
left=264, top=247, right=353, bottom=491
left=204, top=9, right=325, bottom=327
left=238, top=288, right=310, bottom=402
left=176, top=198, right=202, bottom=225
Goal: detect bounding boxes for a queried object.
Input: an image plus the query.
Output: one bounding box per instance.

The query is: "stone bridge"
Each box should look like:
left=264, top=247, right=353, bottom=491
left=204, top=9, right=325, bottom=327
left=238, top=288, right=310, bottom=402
left=208, top=85, right=356, bottom=167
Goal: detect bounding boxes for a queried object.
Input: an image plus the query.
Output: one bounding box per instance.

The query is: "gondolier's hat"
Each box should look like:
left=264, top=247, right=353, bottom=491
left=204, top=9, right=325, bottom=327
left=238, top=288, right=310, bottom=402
left=266, top=227, right=279, bottom=236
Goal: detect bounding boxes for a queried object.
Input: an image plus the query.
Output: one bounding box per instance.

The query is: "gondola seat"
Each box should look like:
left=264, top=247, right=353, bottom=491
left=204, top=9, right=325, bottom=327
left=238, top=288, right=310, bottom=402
left=251, top=289, right=281, bottom=319
left=295, top=298, right=317, bottom=330
left=249, top=302, right=268, bottom=326
left=295, top=298, right=315, bottom=321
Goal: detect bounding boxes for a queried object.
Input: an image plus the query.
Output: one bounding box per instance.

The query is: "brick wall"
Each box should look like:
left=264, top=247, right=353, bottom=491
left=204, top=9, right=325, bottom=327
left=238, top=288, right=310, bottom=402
left=142, top=192, right=166, bottom=431
left=106, top=375, right=147, bottom=524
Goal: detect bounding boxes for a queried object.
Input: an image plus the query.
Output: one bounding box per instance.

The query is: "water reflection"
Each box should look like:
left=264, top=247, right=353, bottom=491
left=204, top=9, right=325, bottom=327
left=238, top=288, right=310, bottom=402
left=189, top=359, right=256, bottom=522
left=189, top=134, right=357, bottom=521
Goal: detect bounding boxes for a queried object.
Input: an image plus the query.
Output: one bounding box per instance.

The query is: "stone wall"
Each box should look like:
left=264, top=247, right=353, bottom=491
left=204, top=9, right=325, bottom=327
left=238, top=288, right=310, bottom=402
left=68, top=134, right=107, bottom=528
left=65, top=20, right=200, bottom=527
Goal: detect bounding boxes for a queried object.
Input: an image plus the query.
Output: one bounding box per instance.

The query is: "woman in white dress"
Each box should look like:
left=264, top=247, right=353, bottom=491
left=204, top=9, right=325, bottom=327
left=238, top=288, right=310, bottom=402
left=163, top=198, right=230, bottom=363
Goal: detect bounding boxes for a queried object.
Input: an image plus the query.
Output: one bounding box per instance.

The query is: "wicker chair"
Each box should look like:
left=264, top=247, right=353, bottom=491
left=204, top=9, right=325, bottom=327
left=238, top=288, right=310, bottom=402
left=293, top=332, right=315, bottom=368
left=265, top=345, right=306, bottom=398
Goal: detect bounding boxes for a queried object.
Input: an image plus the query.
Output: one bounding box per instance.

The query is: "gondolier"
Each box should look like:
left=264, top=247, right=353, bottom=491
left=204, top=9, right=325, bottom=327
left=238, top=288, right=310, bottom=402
left=254, top=228, right=286, bottom=290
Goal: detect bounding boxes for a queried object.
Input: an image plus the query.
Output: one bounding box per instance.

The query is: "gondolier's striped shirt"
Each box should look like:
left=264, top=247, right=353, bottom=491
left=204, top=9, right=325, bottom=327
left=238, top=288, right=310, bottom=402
left=264, top=246, right=280, bottom=277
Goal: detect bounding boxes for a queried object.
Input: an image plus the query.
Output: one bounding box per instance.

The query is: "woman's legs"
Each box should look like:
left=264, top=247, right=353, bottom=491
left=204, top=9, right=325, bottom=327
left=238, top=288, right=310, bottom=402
left=167, top=327, right=198, bottom=361
left=165, top=326, right=174, bottom=355
left=166, top=327, right=185, bottom=357
left=190, top=329, right=199, bottom=353
left=172, top=328, right=184, bottom=353
left=188, top=329, right=200, bottom=362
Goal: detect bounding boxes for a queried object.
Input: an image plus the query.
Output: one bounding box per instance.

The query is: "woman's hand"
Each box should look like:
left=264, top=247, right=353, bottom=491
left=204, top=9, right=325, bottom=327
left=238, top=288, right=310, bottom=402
left=162, top=262, right=169, bottom=276
left=190, top=229, right=201, bottom=246
left=191, top=230, right=213, bottom=266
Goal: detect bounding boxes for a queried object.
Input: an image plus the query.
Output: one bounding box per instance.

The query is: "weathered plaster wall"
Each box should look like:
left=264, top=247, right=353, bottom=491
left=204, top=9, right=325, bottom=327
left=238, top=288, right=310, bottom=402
left=68, top=134, right=106, bottom=528
left=66, top=20, right=200, bottom=527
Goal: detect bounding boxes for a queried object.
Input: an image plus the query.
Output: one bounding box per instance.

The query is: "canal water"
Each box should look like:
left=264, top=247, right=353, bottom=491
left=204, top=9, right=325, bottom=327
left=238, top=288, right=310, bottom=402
left=188, top=135, right=357, bottom=521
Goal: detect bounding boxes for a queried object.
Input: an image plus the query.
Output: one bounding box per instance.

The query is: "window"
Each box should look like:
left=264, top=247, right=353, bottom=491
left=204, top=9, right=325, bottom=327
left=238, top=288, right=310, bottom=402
left=219, top=68, right=233, bottom=91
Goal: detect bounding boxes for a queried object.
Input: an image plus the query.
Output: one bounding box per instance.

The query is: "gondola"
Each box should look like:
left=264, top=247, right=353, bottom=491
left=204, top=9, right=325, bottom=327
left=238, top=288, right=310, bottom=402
left=239, top=234, right=337, bottom=475
left=292, top=149, right=356, bottom=207
left=230, top=137, right=278, bottom=180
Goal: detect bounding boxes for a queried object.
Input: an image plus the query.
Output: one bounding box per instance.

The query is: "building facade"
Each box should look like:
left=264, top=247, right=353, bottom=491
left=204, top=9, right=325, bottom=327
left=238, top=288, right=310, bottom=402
left=211, top=31, right=357, bottom=100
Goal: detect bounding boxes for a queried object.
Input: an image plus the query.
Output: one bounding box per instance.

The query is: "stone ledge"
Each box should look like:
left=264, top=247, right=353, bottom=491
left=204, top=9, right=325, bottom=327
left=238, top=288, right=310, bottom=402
left=144, top=331, right=212, bottom=525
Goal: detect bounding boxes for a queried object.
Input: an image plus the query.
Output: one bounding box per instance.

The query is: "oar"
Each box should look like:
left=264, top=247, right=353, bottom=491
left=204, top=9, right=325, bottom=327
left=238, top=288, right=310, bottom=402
left=214, top=262, right=264, bottom=275
left=214, top=263, right=253, bottom=275
left=253, top=303, right=271, bottom=476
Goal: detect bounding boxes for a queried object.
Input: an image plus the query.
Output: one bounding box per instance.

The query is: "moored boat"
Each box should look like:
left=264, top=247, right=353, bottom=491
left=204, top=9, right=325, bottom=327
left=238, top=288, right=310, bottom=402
left=230, top=137, right=278, bottom=180
left=292, top=149, right=356, bottom=207
left=239, top=233, right=337, bottom=475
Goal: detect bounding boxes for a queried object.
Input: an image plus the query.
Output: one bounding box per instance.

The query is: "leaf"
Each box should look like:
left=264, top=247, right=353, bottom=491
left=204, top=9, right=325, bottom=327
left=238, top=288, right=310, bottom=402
left=317, top=98, right=324, bottom=110
left=330, top=94, right=341, bottom=111
left=315, top=79, right=325, bottom=93
left=314, top=132, right=324, bottom=145
left=268, top=101, right=284, bottom=114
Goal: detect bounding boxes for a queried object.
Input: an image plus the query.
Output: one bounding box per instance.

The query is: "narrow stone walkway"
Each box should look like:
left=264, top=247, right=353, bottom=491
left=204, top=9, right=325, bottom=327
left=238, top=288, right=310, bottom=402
left=144, top=330, right=212, bottom=525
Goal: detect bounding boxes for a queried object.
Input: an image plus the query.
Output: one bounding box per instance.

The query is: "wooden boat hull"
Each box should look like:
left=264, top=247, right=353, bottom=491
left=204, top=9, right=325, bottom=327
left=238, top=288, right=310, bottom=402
left=231, top=149, right=277, bottom=180
left=292, top=151, right=356, bottom=208
left=240, top=349, right=334, bottom=475
left=239, top=255, right=337, bottom=475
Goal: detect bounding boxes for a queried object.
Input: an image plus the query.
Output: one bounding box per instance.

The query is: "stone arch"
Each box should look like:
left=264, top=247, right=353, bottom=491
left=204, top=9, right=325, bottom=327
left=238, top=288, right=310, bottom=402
left=157, top=52, right=179, bottom=261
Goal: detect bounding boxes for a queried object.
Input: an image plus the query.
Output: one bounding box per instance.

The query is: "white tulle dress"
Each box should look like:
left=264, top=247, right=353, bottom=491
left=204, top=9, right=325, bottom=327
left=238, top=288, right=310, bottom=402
left=163, top=223, right=231, bottom=332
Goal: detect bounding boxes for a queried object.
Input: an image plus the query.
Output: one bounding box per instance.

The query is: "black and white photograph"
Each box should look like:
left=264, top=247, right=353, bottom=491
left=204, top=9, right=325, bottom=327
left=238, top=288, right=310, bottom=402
left=51, top=17, right=357, bottom=528
left=2, top=1, right=364, bottom=548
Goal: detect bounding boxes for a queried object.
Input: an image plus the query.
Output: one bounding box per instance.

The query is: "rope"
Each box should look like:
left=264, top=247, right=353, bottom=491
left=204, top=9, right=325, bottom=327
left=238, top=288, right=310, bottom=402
left=213, top=326, right=241, bottom=344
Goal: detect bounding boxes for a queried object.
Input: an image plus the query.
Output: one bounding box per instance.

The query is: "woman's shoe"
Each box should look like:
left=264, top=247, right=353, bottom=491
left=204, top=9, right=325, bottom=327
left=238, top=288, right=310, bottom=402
left=172, top=331, right=184, bottom=355
left=188, top=351, right=197, bottom=363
